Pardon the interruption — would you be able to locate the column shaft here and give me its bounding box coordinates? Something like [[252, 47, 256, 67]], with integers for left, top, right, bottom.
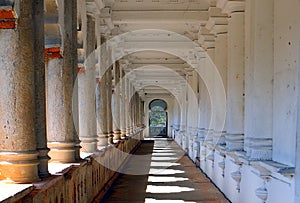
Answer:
[[96, 31, 108, 147], [78, 15, 97, 152], [46, 0, 78, 162], [244, 0, 273, 160], [107, 68, 113, 143], [120, 69, 126, 138], [33, 0, 50, 178], [0, 1, 40, 182], [225, 11, 245, 151], [113, 62, 121, 140]]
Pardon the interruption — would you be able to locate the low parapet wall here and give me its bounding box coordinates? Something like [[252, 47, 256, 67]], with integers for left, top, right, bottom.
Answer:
[[2, 136, 141, 203]]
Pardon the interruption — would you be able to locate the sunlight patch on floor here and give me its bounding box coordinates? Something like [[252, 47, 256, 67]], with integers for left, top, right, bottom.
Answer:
[[153, 150, 177, 153], [147, 176, 188, 183], [152, 153, 178, 156], [150, 162, 180, 167], [146, 185, 195, 194], [149, 168, 185, 175], [145, 198, 196, 203], [151, 156, 179, 161]]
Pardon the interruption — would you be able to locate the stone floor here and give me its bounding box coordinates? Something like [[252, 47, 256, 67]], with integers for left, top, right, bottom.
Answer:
[[100, 137, 230, 203]]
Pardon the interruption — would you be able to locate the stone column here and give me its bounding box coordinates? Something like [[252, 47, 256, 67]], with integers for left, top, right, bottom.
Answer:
[[220, 2, 245, 151], [107, 67, 114, 144], [95, 21, 109, 147], [46, 0, 78, 162], [206, 11, 228, 145], [198, 27, 214, 140], [130, 85, 135, 135], [0, 1, 40, 182], [186, 69, 198, 135], [138, 97, 144, 128], [78, 15, 97, 152], [112, 62, 121, 140], [197, 57, 211, 137], [120, 68, 126, 138], [134, 93, 139, 132], [213, 31, 227, 145], [130, 80, 133, 135], [126, 79, 133, 136], [33, 0, 51, 178], [244, 0, 273, 160]]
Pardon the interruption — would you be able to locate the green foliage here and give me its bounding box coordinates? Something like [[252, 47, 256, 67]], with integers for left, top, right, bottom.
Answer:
[[149, 110, 166, 127]]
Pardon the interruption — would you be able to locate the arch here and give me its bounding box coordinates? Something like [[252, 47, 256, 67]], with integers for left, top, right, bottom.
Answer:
[[149, 99, 168, 111], [148, 99, 168, 137]]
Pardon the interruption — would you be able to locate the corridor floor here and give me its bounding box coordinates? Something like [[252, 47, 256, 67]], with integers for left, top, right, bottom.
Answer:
[[100, 138, 230, 203]]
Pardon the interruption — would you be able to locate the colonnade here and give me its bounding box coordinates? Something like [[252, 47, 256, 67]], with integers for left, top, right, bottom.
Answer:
[[0, 0, 144, 183], [170, 0, 300, 202]]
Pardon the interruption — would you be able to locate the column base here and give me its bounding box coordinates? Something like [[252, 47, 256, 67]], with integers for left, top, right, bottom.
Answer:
[[0, 151, 40, 183], [97, 133, 108, 147], [126, 128, 131, 137], [225, 133, 244, 151], [213, 131, 226, 145], [74, 140, 82, 161], [204, 129, 214, 144], [246, 138, 272, 160], [80, 135, 98, 153], [120, 130, 126, 139], [113, 129, 121, 140], [37, 148, 51, 178], [48, 142, 76, 163], [108, 132, 114, 144]]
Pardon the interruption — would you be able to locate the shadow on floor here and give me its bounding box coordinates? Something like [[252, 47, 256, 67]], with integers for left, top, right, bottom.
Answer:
[[99, 138, 230, 203]]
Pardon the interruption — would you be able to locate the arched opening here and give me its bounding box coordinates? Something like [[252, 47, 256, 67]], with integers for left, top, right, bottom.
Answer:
[[149, 99, 168, 137]]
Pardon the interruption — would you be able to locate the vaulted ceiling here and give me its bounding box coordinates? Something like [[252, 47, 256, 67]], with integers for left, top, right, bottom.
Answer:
[[84, 0, 216, 99]]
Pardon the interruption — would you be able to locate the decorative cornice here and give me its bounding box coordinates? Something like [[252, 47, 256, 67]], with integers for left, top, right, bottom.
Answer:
[[216, 0, 245, 15]]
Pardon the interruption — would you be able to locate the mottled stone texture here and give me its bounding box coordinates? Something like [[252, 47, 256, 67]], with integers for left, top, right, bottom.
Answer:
[[0, 0, 39, 182], [46, 0, 78, 162]]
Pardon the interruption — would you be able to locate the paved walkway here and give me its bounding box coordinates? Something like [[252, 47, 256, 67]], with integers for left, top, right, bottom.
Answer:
[[100, 138, 230, 203]]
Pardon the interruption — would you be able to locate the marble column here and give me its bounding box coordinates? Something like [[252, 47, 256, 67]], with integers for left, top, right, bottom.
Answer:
[[222, 3, 245, 151], [46, 0, 78, 162], [244, 0, 273, 160], [78, 15, 97, 152], [112, 62, 121, 140], [0, 0, 41, 182]]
